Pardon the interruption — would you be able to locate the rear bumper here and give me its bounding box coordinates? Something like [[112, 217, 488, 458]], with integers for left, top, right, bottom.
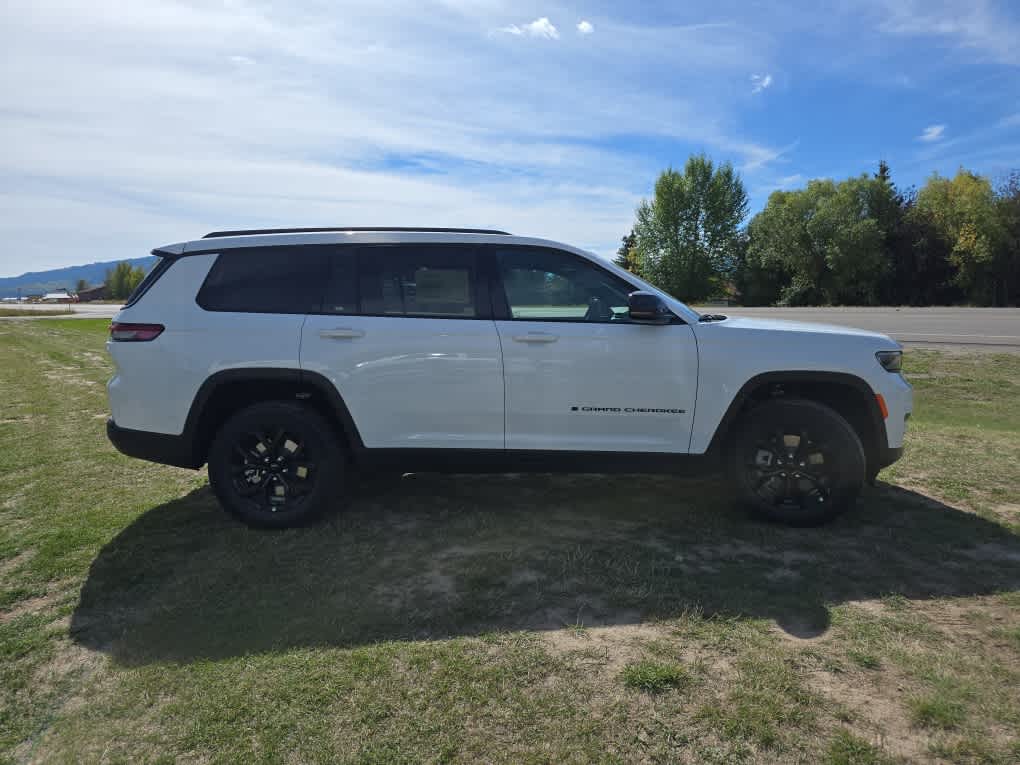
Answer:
[[106, 418, 201, 469]]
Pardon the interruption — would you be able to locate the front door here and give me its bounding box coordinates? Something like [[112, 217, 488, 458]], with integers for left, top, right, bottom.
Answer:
[[490, 246, 698, 453]]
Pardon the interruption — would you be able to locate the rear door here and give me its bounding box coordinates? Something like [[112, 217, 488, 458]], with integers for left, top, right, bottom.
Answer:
[[300, 244, 505, 450], [489, 246, 698, 453]]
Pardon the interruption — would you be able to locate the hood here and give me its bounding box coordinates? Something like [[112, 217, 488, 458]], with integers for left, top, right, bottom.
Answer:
[[701, 315, 900, 348]]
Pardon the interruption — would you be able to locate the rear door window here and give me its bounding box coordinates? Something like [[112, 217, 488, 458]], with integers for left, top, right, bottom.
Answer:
[[197, 247, 328, 314], [320, 249, 359, 315], [356, 245, 481, 318]]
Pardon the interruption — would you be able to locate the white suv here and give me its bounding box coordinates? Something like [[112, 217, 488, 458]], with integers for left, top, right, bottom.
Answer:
[[107, 227, 911, 528]]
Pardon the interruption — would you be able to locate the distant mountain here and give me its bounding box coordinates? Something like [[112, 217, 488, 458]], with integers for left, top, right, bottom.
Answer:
[[0, 256, 157, 298]]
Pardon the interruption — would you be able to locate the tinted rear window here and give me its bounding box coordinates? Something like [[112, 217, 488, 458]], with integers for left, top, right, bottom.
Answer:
[[357, 245, 478, 318], [197, 247, 328, 314], [124, 257, 174, 308]]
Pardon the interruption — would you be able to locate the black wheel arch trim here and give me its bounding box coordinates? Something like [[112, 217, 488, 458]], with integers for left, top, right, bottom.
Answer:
[[706, 370, 889, 461], [184, 367, 366, 459], [108, 367, 366, 469]]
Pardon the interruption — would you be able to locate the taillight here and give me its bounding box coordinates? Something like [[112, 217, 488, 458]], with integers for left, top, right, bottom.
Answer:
[[109, 322, 164, 342]]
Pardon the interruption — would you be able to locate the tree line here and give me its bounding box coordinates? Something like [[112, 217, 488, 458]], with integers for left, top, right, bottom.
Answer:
[[615, 155, 1020, 306], [74, 262, 147, 300]]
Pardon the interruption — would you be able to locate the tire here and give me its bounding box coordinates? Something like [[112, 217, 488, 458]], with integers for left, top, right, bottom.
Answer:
[[207, 401, 345, 528], [728, 398, 866, 526]]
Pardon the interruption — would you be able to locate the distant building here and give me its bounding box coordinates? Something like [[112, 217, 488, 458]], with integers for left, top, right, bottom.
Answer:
[[77, 284, 109, 302], [41, 290, 76, 304]]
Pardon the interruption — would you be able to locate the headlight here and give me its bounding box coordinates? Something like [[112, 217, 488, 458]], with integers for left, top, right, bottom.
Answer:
[[876, 350, 902, 373]]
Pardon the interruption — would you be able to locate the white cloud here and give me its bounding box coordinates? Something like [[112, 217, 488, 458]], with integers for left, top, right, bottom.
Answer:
[[918, 124, 946, 142], [877, 0, 1020, 66], [998, 112, 1020, 128], [500, 17, 560, 39], [577, 20, 594, 35], [0, 0, 785, 274], [750, 73, 773, 93]]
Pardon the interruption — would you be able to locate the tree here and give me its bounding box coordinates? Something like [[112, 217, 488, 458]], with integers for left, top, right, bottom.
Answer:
[[733, 229, 786, 306], [744, 174, 893, 305], [994, 171, 1020, 306], [633, 155, 748, 302], [915, 170, 1003, 304], [885, 187, 960, 305], [105, 262, 147, 300], [612, 230, 641, 273], [75, 278, 89, 294]]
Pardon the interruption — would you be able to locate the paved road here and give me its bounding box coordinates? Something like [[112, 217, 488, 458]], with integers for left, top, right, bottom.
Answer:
[[697, 306, 1020, 349], [0, 303, 123, 318], [5, 303, 1019, 349]]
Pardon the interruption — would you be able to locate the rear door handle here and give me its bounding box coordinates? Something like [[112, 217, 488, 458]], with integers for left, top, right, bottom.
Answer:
[[319, 328, 364, 339], [512, 332, 558, 343]]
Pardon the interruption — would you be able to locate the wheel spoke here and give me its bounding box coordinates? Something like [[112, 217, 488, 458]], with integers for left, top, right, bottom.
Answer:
[[222, 421, 321, 515], [743, 424, 839, 509]]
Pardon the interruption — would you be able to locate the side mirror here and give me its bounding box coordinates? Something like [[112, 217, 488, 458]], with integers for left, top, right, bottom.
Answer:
[[628, 291, 673, 325]]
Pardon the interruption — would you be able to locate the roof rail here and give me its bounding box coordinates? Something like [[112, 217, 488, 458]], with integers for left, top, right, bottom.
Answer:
[[202, 227, 512, 239]]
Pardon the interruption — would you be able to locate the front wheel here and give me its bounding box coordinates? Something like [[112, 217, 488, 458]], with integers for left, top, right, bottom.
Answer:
[[729, 399, 866, 526], [208, 402, 345, 528]]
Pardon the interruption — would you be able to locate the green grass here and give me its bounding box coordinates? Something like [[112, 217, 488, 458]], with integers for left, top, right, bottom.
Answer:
[[908, 695, 967, 730], [826, 730, 894, 765], [0, 307, 74, 317], [1, 320, 1018, 763], [620, 660, 690, 693]]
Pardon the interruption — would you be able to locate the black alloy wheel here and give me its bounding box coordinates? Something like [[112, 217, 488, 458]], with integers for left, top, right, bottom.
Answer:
[[208, 402, 344, 528], [731, 399, 866, 526], [747, 429, 834, 509], [229, 427, 316, 514]]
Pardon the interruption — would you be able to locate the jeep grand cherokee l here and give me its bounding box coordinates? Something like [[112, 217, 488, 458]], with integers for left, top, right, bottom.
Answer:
[[106, 227, 911, 528]]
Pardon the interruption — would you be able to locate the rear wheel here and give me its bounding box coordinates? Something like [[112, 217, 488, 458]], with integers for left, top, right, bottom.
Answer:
[[208, 402, 344, 528], [729, 399, 865, 526]]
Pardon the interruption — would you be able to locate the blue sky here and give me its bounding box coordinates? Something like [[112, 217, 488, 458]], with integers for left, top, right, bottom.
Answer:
[[2, 0, 1019, 276]]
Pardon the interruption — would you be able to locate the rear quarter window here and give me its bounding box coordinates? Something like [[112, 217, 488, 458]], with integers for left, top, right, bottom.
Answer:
[[196, 247, 329, 314], [123, 257, 175, 308]]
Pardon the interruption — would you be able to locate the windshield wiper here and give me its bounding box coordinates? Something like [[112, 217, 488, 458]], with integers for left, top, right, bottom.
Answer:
[[698, 313, 728, 322]]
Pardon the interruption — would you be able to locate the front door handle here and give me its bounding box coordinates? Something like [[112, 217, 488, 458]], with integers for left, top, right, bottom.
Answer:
[[319, 328, 364, 339], [512, 332, 558, 343]]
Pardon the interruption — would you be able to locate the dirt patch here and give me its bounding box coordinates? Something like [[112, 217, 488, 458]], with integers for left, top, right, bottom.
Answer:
[[991, 503, 1020, 525], [544, 622, 670, 675], [0, 549, 36, 580], [16, 642, 112, 764], [807, 670, 928, 762], [0, 590, 65, 624], [0, 414, 37, 424], [43, 371, 96, 387]]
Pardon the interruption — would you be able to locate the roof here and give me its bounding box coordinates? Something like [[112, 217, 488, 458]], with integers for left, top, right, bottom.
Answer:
[[202, 227, 511, 239], [157, 229, 584, 257]]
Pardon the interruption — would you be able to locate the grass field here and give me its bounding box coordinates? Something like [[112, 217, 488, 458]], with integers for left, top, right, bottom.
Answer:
[[1, 319, 1018, 764], [0, 308, 74, 317]]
